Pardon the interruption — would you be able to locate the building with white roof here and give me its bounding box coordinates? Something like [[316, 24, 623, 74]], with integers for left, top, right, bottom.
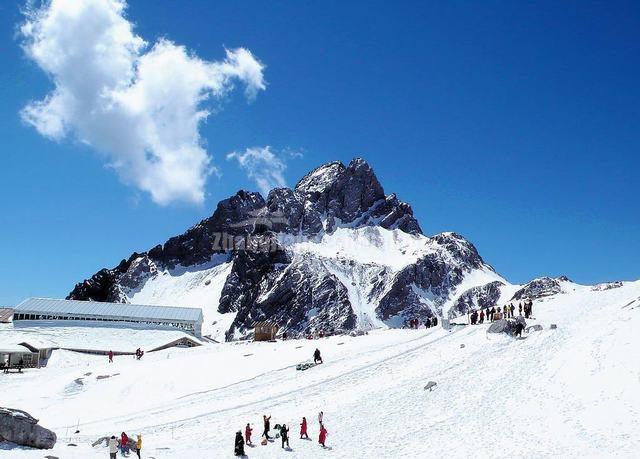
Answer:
[[13, 298, 203, 337]]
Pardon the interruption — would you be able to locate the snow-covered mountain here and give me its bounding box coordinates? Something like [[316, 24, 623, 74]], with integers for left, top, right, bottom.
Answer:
[[67, 158, 591, 341]]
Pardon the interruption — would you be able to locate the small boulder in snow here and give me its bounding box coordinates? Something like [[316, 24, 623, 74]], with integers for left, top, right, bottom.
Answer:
[[526, 324, 543, 333], [424, 381, 438, 392], [0, 407, 56, 449], [550, 324, 557, 329]]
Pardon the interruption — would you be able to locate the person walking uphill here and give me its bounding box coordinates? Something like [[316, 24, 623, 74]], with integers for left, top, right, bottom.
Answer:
[[263, 414, 272, 440], [314, 348, 323, 364], [108, 435, 118, 459], [235, 431, 245, 456], [108, 350, 114, 363], [280, 424, 290, 449], [300, 417, 309, 439]]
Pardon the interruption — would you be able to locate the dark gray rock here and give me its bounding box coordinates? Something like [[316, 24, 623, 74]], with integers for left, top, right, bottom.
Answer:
[[67, 158, 499, 341], [0, 407, 56, 449], [450, 280, 504, 318], [510, 277, 565, 301], [377, 233, 489, 323]]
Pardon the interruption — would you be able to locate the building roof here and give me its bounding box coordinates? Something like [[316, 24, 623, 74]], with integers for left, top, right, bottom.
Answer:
[[15, 298, 203, 323]]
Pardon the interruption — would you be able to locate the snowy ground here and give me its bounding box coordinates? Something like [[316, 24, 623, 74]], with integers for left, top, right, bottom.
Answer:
[[2, 280, 640, 458]]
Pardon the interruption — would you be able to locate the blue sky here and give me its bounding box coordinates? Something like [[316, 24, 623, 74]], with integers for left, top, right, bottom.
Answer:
[[1, 0, 638, 306]]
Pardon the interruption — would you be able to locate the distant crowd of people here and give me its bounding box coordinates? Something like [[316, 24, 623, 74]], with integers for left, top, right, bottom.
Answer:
[[407, 317, 439, 329], [235, 410, 329, 456], [107, 349, 144, 364], [468, 299, 534, 325]]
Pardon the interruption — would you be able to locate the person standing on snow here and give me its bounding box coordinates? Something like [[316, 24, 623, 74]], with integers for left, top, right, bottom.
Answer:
[[280, 424, 290, 449], [314, 349, 323, 364], [319, 423, 328, 448], [108, 435, 118, 459], [300, 417, 309, 439], [108, 350, 114, 363], [245, 423, 252, 445], [432, 317, 438, 327], [235, 431, 245, 456], [490, 307, 496, 322], [479, 310, 485, 324], [318, 411, 324, 426], [120, 432, 130, 456], [262, 414, 272, 440], [135, 435, 142, 459], [514, 321, 525, 338], [510, 304, 516, 318]]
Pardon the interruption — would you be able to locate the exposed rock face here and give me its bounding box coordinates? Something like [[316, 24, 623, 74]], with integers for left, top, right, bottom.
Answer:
[[68, 157, 508, 340], [0, 407, 56, 449], [377, 233, 491, 323], [450, 281, 505, 318], [511, 277, 565, 301]]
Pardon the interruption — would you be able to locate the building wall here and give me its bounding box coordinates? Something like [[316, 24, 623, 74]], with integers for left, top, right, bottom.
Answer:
[[13, 311, 200, 336]]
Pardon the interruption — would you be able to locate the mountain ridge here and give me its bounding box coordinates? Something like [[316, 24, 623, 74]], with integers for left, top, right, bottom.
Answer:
[[67, 158, 592, 340]]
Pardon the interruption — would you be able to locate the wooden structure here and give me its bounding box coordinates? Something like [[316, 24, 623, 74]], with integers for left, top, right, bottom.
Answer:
[[0, 347, 38, 372], [254, 321, 279, 341]]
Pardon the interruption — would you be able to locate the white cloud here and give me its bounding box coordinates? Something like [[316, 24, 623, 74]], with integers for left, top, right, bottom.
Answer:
[[226, 146, 288, 196], [19, 0, 265, 205]]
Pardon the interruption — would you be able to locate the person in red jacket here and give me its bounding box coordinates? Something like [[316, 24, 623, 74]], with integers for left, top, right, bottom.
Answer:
[[245, 423, 252, 445], [300, 417, 308, 439], [319, 423, 328, 447], [120, 432, 130, 454], [108, 350, 114, 363]]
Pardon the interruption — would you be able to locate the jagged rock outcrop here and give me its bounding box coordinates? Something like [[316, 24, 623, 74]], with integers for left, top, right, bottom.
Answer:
[[377, 233, 491, 322], [450, 280, 505, 318], [68, 157, 509, 340], [0, 407, 56, 449], [510, 276, 567, 301]]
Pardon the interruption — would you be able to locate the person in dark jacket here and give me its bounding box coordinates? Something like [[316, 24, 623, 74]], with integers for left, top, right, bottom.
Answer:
[[235, 431, 245, 456], [280, 424, 290, 449], [314, 348, 323, 364], [262, 415, 272, 440], [490, 307, 496, 322], [432, 317, 438, 327], [514, 322, 525, 338]]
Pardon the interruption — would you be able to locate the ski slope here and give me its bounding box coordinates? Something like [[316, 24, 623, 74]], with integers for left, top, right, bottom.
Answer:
[[2, 280, 640, 458]]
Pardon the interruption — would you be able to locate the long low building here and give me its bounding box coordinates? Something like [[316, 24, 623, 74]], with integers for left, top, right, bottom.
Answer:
[[13, 298, 203, 337]]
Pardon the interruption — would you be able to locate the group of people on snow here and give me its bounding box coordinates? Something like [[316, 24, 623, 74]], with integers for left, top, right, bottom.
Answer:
[[468, 299, 534, 325], [407, 317, 439, 329], [107, 432, 142, 458], [235, 411, 329, 456], [106, 348, 145, 363]]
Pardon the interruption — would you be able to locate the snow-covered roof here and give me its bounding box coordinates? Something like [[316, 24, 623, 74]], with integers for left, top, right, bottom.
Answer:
[[15, 298, 203, 324]]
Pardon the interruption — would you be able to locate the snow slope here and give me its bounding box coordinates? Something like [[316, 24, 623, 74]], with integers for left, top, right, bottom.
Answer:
[[2, 280, 640, 458]]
